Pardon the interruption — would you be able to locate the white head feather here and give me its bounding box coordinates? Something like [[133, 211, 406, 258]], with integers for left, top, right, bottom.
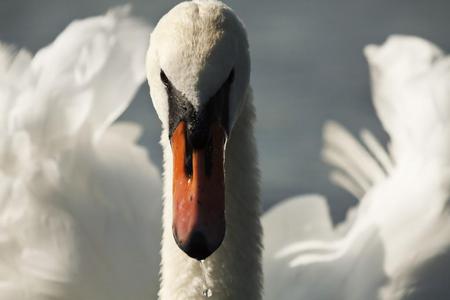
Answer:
[[146, 0, 250, 132]]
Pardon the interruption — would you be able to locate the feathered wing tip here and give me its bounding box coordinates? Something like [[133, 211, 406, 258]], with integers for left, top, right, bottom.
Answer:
[[0, 43, 32, 124], [262, 195, 334, 300], [0, 43, 32, 74], [364, 35, 450, 163], [8, 5, 153, 148], [0, 42, 14, 66], [322, 121, 391, 199], [263, 195, 333, 257]]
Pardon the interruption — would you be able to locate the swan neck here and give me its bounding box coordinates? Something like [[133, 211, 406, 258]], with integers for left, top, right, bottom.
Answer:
[[159, 91, 262, 299]]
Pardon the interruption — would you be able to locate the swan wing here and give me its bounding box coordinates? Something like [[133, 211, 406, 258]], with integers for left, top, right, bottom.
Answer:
[[263, 35, 450, 300], [322, 121, 391, 200], [263, 194, 337, 300], [363, 35, 450, 300], [365, 35, 450, 164], [0, 7, 160, 300], [313, 36, 450, 299]]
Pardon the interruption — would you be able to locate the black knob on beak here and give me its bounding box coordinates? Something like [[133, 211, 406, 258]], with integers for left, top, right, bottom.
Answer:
[[176, 231, 214, 260]]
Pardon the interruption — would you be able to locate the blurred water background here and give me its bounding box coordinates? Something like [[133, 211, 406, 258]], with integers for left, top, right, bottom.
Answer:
[[1, 0, 449, 223]]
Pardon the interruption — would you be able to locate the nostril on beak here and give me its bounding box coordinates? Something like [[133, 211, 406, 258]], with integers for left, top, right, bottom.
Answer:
[[179, 231, 213, 260]]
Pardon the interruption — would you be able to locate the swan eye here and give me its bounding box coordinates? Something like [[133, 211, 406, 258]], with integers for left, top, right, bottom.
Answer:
[[160, 70, 170, 87]]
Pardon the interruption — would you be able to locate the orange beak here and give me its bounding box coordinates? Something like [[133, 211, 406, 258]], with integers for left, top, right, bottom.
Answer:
[[171, 121, 226, 260]]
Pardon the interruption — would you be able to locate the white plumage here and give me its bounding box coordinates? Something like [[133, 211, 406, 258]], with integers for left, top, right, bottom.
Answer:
[[0, 7, 161, 299], [1, 2, 449, 300], [264, 35, 450, 300], [147, 2, 262, 299]]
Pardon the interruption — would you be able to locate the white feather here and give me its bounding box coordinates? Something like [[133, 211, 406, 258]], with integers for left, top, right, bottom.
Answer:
[[147, 2, 262, 299], [4, 3, 449, 300], [322, 121, 387, 196], [0, 7, 161, 300], [263, 35, 450, 300]]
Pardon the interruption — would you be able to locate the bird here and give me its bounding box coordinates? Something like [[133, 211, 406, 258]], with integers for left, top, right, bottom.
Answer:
[[263, 35, 450, 300], [0, 2, 262, 299], [146, 1, 262, 299], [1, 1, 449, 300], [147, 2, 450, 299], [0, 6, 162, 300]]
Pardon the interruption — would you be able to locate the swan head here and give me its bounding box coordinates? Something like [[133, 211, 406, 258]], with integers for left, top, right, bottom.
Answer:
[[146, 0, 250, 260]]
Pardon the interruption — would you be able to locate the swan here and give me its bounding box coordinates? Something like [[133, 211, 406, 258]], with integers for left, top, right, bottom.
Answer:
[[146, 1, 262, 299], [147, 2, 450, 299], [1, 2, 261, 299], [263, 35, 450, 300], [0, 2, 260, 299], [1, 1, 449, 300]]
